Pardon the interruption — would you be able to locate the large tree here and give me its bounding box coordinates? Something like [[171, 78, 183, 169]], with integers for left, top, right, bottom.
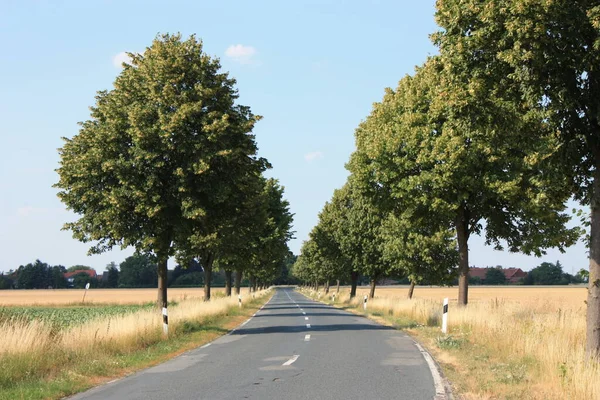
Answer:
[[55, 34, 264, 309], [350, 56, 579, 306], [433, 0, 599, 356]]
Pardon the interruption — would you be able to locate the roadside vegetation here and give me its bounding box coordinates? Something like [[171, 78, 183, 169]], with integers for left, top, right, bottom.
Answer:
[[302, 287, 598, 400], [292, 1, 600, 379], [0, 290, 271, 400]]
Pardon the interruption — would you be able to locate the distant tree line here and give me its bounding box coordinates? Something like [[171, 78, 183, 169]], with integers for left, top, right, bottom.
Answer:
[[1, 252, 300, 290], [467, 262, 587, 286]]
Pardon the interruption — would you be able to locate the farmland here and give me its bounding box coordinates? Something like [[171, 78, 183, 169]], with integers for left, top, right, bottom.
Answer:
[[355, 285, 588, 307], [0, 289, 271, 400], [0, 287, 234, 306], [307, 285, 596, 400]]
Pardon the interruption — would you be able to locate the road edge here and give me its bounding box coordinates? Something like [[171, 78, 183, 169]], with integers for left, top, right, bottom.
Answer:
[[298, 290, 454, 400], [63, 291, 275, 400]]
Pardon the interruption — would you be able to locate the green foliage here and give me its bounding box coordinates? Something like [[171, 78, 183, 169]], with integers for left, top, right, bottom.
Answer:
[[484, 268, 507, 285], [55, 33, 270, 305], [119, 254, 157, 288], [468, 276, 482, 285], [529, 261, 567, 285], [217, 177, 294, 289], [16, 260, 66, 289], [436, 335, 465, 350], [0, 274, 13, 290], [106, 262, 119, 288], [273, 251, 298, 285], [171, 260, 203, 284], [72, 272, 97, 289], [171, 272, 204, 287]]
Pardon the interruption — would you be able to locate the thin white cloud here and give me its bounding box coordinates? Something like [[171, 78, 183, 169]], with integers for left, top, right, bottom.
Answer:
[[304, 151, 324, 163], [112, 51, 132, 69], [225, 44, 258, 65]]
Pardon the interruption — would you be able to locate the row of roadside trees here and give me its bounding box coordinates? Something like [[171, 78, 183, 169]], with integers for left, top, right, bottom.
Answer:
[[293, 1, 600, 357], [54, 34, 294, 310]]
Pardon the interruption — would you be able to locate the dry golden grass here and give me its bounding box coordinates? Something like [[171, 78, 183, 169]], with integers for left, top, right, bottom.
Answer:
[[0, 287, 245, 306], [354, 285, 587, 308], [0, 289, 271, 399], [0, 289, 268, 356], [308, 286, 596, 400]]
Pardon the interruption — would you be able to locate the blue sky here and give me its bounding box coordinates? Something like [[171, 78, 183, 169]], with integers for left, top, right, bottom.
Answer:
[[0, 0, 589, 274]]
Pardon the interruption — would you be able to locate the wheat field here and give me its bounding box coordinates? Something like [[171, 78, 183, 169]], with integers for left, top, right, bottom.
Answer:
[[0, 287, 248, 306], [355, 285, 587, 308]]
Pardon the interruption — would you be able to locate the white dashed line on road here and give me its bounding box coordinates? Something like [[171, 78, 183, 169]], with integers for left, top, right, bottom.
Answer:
[[282, 355, 299, 366], [305, 317, 309, 320], [306, 324, 311, 328], [304, 334, 311, 342]]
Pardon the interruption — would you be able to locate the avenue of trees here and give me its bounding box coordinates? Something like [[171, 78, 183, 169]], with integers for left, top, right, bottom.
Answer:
[[293, 1, 600, 357], [54, 34, 294, 310]]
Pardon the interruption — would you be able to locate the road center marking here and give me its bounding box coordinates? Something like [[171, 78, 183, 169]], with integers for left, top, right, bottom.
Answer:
[[304, 334, 311, 342], [305, 317, 309, 320], [282, 355, 299, 366], [306, 323, 311, 328], [302, 311, 306, 315]]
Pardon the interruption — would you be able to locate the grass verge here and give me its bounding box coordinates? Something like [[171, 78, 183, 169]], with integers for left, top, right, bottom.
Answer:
[[0, 290, 271, 400], [299, 288, 598, 400]]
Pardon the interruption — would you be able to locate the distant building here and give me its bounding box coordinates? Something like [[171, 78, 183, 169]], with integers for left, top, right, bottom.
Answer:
[[469, 267, 527, 284], [64, 269, 97, 286]]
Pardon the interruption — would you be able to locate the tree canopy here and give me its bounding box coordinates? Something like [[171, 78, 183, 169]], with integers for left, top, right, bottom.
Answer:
[[55, 33, 285, 308]]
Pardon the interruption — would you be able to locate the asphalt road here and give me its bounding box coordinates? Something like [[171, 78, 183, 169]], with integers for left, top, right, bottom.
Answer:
[[69, 288, 440, 400]]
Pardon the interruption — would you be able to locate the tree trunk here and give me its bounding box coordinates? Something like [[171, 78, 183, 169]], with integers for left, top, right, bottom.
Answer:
[[587, 149, 600, 358], [350, 271, 358, 298], [369, 278, 377, 299], [225, 270, 232, 297], [336, 279, 340, 293], [408, 280, 416, 299], [456, 204, 470, 306], [325, 280, 330, 294], [234, 270, 242, 295], [249, 276, 256, 292], [157, 254, 168, 309], [203, 254, 214, 301]]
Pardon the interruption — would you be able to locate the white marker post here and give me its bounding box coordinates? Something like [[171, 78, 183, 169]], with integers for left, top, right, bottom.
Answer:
[[363, 295, 368, 310], [238, 294, 242, 308], [332, 293, 336, 302], [442, 298, 448, 334], [162, 307, 169, 336], [81, 282, 91, 303]]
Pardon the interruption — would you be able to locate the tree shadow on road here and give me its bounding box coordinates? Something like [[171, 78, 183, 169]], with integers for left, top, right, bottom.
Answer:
[[232, 323, 393, 335], [252, 313, 350, 318]]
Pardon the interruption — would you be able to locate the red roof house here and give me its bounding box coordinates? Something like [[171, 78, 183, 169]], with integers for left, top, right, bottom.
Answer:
[[64, 269, 97, 284], [469, 267, 527, 284]]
